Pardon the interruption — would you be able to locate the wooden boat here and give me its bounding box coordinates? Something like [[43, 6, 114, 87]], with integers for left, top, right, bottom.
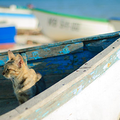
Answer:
[[0, 31, 120, 119], [32, 8, 115, 41], [0, 5, 39, 30]]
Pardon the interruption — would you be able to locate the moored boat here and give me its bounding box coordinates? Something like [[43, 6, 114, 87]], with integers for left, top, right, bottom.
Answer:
[[109, 17, 120, 32], [0, 31, 120, 119], [32, 8, 115, 41], [0, 5, 39, 31]]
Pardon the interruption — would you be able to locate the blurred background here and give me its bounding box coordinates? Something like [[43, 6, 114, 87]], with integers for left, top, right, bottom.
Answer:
[[0, 0, 120, 51], [0, 0, 120, 19]]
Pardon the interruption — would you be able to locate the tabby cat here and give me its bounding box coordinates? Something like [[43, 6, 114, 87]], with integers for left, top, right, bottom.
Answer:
[[2, 50, 46, 104]]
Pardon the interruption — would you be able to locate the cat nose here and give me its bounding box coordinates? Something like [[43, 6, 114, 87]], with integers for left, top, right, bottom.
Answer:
[[2, 72, 5, 75]]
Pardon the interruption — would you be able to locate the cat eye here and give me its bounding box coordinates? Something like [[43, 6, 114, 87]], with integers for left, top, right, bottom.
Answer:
[[6, 69, 9, 72], [6, 68, 16, 72], [9, 68, 16, 72]]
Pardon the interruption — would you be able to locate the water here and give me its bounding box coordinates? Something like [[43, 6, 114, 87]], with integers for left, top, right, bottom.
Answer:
[[0, 0, 120, 19]]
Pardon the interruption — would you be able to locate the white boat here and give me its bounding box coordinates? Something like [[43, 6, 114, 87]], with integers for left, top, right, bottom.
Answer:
[[32, 8, 115, 41], [1, 6, 118, 42], [0, 5, 39, 30], [109, 17, 120, 31]]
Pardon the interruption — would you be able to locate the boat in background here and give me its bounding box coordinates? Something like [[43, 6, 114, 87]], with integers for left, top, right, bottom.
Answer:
[[32, 8, 115, 41], [109, 17, 120, 32], [2, 6, 120, 42], [0, 23, 16, 49], [1, 6, 120, 42], [0, 31, 120, 119], [0, 5, 39, 31], [0, 6, 54, 51]]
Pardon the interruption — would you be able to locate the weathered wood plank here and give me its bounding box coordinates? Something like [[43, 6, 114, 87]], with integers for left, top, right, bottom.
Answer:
[[0, 42, 83, 66], [26, 42, 83, 60], [31, 50, 95, 75], [0, 31, 119, 63], [85, 37, 118, 52]]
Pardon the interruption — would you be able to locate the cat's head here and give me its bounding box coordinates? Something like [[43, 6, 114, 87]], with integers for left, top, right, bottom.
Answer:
[[2, 50, 25, 79]]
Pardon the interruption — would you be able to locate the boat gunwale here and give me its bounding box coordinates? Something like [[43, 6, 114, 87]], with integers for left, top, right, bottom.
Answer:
[[0, 31, 119, 56], [1, 31, 120, 119]]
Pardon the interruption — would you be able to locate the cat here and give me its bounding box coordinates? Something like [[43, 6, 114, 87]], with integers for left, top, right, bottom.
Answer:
[[2, 50, 46, 105]]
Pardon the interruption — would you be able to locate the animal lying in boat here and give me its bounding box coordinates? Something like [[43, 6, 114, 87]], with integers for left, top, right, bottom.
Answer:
[[0, 31, 120, 119]]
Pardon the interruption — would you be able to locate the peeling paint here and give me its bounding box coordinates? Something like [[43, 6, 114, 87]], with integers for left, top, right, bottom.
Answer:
[[59, 45, 70, 54], [103, 63, 111, 70], [107, 63, 111, 67], [80, 80, 83, 82], [20, 119, 28, 120], [0, 60, 5, 66], [42, 111, 49, 118], [57, 103, 60, 106], [117, 50, 120, 59], [73, 85, 84, 95], [92, 74, 100, 80], [90, 71, 94, 75], [44, 48, 50, 51], [32, 51, 42, 60], [36, 108, 41, 112], [88, 80, 91, 83]]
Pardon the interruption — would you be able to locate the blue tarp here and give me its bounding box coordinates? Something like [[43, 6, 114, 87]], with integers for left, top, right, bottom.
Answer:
[[0, 26, 16, 44]]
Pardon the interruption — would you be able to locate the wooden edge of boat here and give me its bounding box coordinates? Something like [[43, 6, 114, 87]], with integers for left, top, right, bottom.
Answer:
[[1, 33, 120, 119]]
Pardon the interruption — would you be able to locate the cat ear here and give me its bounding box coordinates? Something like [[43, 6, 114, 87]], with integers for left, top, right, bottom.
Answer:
[[15, 54, 24, 68], [8, 50, 15, 60]]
